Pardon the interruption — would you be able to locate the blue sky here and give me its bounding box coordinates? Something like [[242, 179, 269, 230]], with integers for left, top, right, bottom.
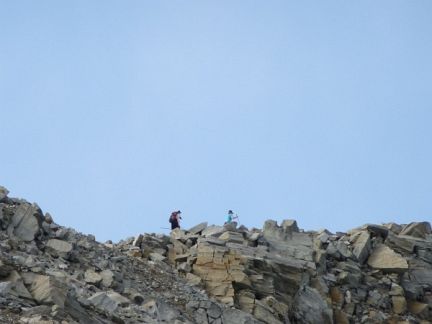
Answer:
[[1, 1, 431, 242]]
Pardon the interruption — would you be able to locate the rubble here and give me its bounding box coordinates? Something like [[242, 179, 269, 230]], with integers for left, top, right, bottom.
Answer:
[[0, 185, 431, 323]]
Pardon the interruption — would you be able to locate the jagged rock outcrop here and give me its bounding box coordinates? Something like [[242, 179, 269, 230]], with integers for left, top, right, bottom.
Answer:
[[0, 185, 431, 323], [0, 187, 255, 323]]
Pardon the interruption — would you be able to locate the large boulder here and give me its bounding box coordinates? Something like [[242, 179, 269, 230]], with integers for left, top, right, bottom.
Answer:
[[367, 244, 408, 273], [8, 203, 43, 242], [290, 286, 333, 324], [351, 231, 371, 264], [45, 239, 73, 258], [21, 273, 67, 308], [400, 222, 431, 239]]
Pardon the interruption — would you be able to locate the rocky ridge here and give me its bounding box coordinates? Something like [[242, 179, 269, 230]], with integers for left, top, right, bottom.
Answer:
[[0, 185, 431, 323]]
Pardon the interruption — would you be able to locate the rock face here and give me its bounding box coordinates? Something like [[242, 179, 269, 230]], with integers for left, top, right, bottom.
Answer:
[[0, 185, 431, 324]]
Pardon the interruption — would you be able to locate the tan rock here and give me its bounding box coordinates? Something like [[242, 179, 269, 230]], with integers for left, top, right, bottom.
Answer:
[[367, 245, 408, 272], [84, 269, 102, 285], [330, 287, 344, 307], [186, 273, 202, 286], [392, 296, 407, 314], [407, 301, 429, 317], [235, 290, 255, 313], [21, 273, 67, 308], [334, 309, 349, 324], [45, 239, 73, 257]]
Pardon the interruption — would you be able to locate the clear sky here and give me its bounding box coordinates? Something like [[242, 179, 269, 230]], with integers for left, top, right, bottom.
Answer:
[[1, 1, 431, 242]]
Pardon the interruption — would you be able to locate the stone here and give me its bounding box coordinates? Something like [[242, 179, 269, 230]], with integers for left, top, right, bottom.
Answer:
[[8, 203, 42, 242], [22, 273, 67, 308], [253, 300, 283, 324], [187, 222, 208, 234], [171, 228, 187, 241], [100, 270, 114, 288], [219, 231, 244, 244], [400, 222, 431, 239], [263, 220, 290, 241], [44, 213, 53, 224], [351, 231, 371, 264], [88, 291, 130, 313], [207, 303, 222, 319], [281, 219, 299, 233], [367, 244, 408, 273], [223, 222, 238, 231], [45, 239, 73, 258], [202, 225, 225, 238], [407, 301, 430, 319], [365, 224, 389, 239], [186, 273, 202, 286], [177, 262, 191, 273], [84, 269, 102, 285], [221, 309, 263, 324], [389, 283, 404, 296], [291, 286, 333, 324], [1, 271, 33, 299], [383, 222, 403, 234], [392, 296, 407, 314], [149, 252, 166, 262], [235, 290, 255, 313]]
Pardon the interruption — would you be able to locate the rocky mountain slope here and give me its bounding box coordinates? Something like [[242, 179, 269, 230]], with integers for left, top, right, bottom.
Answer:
[[0, 185, 431, 323]]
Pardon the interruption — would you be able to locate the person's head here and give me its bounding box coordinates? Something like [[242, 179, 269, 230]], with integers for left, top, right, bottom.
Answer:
[[228, 210, 233, 214]]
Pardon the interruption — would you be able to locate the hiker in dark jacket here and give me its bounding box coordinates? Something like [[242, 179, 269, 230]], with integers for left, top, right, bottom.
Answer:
[[169, 210, 182, 230]]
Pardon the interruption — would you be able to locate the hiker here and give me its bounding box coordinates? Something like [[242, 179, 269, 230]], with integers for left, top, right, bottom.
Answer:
[[169, 210, 182, 230], [225, 210, 238, 224]]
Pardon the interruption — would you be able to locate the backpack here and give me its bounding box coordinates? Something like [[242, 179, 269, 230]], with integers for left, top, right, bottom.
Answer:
[[169, 213, 175, 223]]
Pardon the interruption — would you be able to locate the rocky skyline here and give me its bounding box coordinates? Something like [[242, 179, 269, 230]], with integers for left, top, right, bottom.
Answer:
[[0, 185, 431, 323]]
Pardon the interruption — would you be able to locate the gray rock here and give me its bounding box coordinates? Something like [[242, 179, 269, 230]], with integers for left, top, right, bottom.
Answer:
[[351, 231, 371, 263], [84, 269, 102, 285], [263, 220, 289, 241], [207, 302, 222, 319], [187, 222, 208, 235], [0, 271, 33, 299], [149, 252, 166, 262], [281, 219, 299, 233], [290, 286, 332, 324], [202, 225, 225, 238], [88, 291, 130, 313], [100, 269, 114, 288], [22, 273, 67, 307], [45, 239, 73, 258], [224, 222, 238, 231], [400, 222, 431, 239], [8, 203, 42, 242]]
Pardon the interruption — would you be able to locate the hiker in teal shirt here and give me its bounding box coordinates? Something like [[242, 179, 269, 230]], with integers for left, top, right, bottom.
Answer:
[[226, 210, 238, 224]]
